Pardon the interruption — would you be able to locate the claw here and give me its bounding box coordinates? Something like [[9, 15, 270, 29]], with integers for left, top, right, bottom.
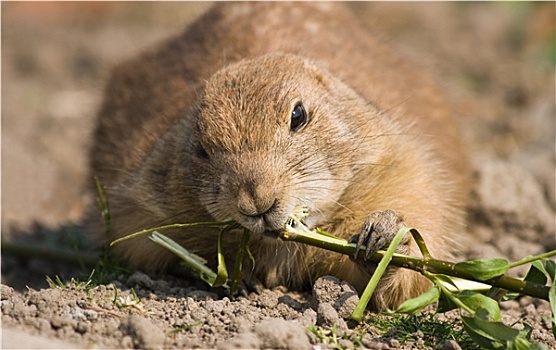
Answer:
[[349, 210, 406, 263]]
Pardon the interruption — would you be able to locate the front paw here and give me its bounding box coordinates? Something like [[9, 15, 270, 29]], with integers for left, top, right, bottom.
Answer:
[[349, 210, 408, 262]]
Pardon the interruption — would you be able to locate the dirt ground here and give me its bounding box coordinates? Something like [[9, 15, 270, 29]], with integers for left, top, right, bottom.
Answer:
[[2, 2, 555, 349]]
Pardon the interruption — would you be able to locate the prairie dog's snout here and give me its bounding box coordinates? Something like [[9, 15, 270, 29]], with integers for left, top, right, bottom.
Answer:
[[201, 150, 289, 234]]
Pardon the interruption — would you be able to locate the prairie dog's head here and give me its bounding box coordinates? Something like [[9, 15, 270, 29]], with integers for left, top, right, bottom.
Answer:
[[187, 53, 377, 235]]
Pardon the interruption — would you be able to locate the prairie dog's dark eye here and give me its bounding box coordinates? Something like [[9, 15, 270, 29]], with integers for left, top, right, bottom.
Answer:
[[197, 142, 210, 159], [290, 102, 307, 132]]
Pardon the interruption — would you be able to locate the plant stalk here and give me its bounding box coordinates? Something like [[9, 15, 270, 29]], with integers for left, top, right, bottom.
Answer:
[[279, 228, 553, 301]]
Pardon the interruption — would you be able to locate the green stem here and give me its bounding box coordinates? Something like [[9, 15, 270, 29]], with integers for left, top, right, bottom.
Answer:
[[279, 228, 552, 301], [111, 221, 238, 246], [351, 227, 411, 321], [230, 229, 250, 295], [508, 251, 556, 269]]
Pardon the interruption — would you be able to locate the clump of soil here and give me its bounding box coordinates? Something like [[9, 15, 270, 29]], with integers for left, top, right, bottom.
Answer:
[[2, 2, 554, 349]]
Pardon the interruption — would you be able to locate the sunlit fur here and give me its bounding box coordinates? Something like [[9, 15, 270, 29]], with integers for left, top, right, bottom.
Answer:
[[87, 2, 470, 310]]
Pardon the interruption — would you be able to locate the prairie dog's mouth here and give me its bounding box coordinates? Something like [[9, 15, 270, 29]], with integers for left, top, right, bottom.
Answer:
[[254, 205, 312, 240], [235, 204, 312, 237]]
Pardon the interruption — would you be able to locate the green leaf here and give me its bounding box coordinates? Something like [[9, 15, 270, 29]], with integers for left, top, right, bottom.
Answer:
[[549, 273, 556, 338], [394, 285, 440, 314], [487, 285, 517, 301], [502, 291, 520, 301], [457, 290, 501, 321], [517, 323, 532, 340], [435, 274, 461, 291], [431, 274, 461, 313], [149, 231, 219, 286], [455, 258, 509, 281], [462, 315, 520, 348], [461, 317, 502, 349], [213, 229, 229, 288], [437, 292, 458, 313], [506, 336, 541, 350], [546, 260, 556, 283], [506, 325, 550, 350], [409, 228, 430, 259], [524, 261, 548, 285], [486, 287, 505, 300]]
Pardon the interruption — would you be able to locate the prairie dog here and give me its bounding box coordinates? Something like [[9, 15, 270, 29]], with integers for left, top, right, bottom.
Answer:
[[88, 2, 469, 310]]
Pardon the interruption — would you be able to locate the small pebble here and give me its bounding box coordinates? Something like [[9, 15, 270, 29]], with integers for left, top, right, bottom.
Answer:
[[254, 318, 310, 349], [121, 314, 165, 350], [316, 303, 339, 326]]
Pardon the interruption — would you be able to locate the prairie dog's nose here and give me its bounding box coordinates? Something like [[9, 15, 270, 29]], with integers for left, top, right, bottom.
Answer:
[[237, 186, 277, 218]]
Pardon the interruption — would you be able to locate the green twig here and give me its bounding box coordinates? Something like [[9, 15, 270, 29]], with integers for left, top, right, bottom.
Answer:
[[230, 229, 250, 295], [279, 226, 553, 301], [351, 227, 410, 321], [509, 251, 556, 269], [110, 221, 238, 246]]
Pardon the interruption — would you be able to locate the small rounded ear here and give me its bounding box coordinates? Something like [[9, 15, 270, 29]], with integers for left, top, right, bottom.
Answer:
[[300, 57, 333, 88]]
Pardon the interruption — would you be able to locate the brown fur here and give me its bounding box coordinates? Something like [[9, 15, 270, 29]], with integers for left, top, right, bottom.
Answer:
[[87, 2, 470, 310]]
